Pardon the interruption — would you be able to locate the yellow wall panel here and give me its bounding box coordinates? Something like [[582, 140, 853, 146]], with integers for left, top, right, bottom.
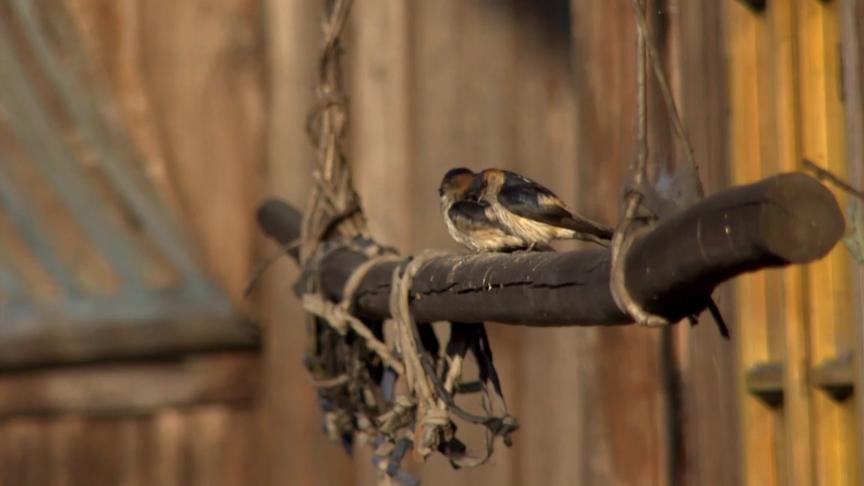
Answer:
[[797, 1, 857, 485], [728, 3, 779, 485], [729, 0, 858, 484]]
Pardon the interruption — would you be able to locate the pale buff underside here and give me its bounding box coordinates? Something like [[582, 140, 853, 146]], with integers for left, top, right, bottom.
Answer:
[[491, 202, 575, 244]]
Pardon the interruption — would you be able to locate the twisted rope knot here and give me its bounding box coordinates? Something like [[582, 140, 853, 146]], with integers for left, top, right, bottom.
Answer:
[[421, 406, 450, 427]]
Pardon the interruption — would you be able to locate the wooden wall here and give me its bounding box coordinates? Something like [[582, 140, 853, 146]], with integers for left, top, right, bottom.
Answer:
[[0, 1, 741, 485]]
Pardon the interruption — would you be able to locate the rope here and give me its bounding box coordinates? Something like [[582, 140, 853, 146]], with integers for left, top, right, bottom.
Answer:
[[294, 1, 516, 480], [388, 251, 450, 458], [303, 251, 405, 374], [610, 0, 703, 327], [609, 210, 669, 327]]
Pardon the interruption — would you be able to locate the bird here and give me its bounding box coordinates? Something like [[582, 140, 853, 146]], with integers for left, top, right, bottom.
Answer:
[[469, 168, 614, 248], [438, 168, 527, 252]]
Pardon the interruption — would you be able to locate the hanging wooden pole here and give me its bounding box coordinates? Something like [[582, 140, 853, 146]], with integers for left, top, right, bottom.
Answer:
[[258, 172, 844, 327]]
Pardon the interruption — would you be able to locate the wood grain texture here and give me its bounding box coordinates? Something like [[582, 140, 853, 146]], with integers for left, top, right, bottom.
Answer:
[[840, 0, 864, 480], [727, 3, 782, 485], [410, 2, 520, 484], [0, 352, 259, 417], [260, 1, 355, 485], [765, 3, 813, 486], [68, 0, 266, 303], [673, 1, 740, 484], [797, 2, 857, 485], [570, 2, 669, 485], [350, 0, 413, 250], [0, 406, 261, 486]]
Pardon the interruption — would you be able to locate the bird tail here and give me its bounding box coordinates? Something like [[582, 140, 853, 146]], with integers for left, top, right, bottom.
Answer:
[[557, 215, 614, 246]]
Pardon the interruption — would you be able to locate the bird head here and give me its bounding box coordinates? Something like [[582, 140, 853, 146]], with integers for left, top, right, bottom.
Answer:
[[438, 167, 476, 206]]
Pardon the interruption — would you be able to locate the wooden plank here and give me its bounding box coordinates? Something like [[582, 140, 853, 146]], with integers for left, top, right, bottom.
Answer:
[[839, 0, 864, 479], [673, 1, 740, 484], [797, 1, 858, 485], [410, 2, 520, 484], [261, 1, 356, 485], [93, 0, 265, 302], [152, 408, 185, 486], [350, 0, 413, 250], [569, 1, 669, 485], [220, 406, 260, 486], [186, 406, 230, 486], [61, 416, 145, 486], [760, 3, 814, 486], [727, 2, 780, 485], [0, 418, 54, 486], [62, 0, 181, 213], [0, 352, 259, 417]]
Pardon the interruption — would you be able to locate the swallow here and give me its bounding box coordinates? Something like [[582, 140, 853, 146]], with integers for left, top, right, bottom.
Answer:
[[438, 168, 527, 252], [469, 168, 614, 248]]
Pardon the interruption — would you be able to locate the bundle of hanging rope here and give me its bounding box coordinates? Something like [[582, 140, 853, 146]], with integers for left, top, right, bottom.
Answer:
[[294, 1, 517, 484]]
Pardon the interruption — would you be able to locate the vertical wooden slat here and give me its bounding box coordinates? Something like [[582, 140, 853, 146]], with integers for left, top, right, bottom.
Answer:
[[839, 0, 864, 480], [262, 1, 355, 486], [574, 1, 676, 485], [186, 406, 228, 486], [130, 0, 264, 301], [220, 407, 259, 486], [411, 2, 520, 485], [727, 2, 780, 485], [46, 416, 85, 486], [674, 1, 739, 484], [350, 0, 413, 249], [519, 2, 614, 485], [797, 1, 857, 485], [766, 3, 812, 485], [731, 1, 860, 485], [153, 408, 185, 486], [62, 0, 180, 212], [0, 419, 52, 486]]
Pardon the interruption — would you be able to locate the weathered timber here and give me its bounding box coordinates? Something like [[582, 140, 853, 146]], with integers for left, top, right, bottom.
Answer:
[[0, 352, 259, 417], [257, 172, 843, 326]]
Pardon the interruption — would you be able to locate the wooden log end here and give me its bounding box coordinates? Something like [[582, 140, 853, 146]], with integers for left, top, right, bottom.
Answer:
[[256, 198, 303, 246], [758, 172, 845, 263]]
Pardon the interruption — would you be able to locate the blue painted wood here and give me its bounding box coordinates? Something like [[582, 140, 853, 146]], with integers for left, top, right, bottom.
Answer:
[[0, 163, 80, 294], [0, 27, 147, 289], [14, 1, 207, 281], [0, 245, 27, 302], [0, 5, 239, 365]]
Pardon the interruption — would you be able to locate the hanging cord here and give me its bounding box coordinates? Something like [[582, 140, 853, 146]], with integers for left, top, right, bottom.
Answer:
[[610, 0, 669, 327], [303, 252, 406, 374], [388, 251, 452, 459], [387, 251, 517, 467], [301, 0, 368, 266], [611, 0, 706, 326], [291, 2, 517, 482]]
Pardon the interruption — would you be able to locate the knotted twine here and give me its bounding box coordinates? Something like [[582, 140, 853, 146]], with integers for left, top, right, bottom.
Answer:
[[300, 244, 516, 483]]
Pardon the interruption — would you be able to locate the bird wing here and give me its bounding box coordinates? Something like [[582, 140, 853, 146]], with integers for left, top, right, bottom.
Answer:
[[497, 172, 614, 239], [496, 172, 574, 225], [448, 200, 509, 233]]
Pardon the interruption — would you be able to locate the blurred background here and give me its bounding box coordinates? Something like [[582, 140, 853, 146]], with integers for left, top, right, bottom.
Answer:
[[0, 0, 862, 485]]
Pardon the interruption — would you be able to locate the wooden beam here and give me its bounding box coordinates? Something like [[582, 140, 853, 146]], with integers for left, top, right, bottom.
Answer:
[[0, 352, 259, 417], [258, 172, 844, 327], [0, 305, 256, 369]]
